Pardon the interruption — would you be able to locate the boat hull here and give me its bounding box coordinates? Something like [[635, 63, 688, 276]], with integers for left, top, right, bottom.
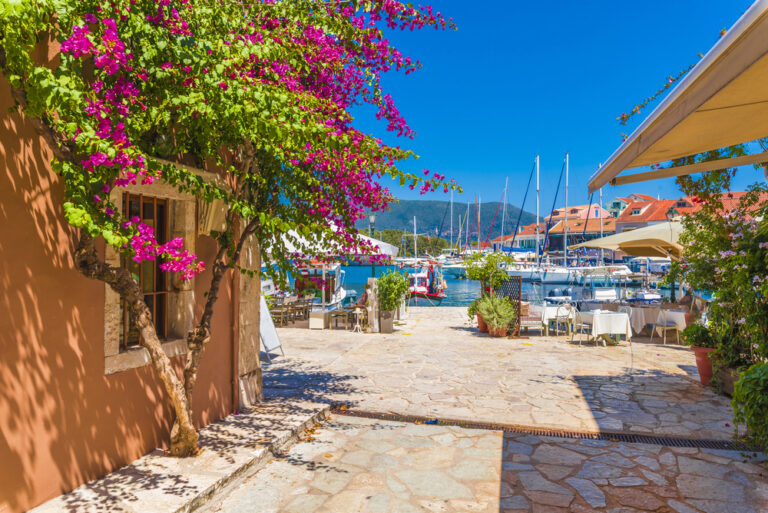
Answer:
[[408, 292, 446, 304]]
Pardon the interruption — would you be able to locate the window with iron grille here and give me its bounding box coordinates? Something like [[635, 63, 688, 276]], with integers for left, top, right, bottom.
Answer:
[[120, 194, 169, 349]]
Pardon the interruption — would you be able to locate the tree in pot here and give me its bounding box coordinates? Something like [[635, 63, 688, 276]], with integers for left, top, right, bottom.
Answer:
[[681, 324, 718, 386], [377, 271, 409, 334], [465, 253, 511, 332], [477, 295, 516, 338]]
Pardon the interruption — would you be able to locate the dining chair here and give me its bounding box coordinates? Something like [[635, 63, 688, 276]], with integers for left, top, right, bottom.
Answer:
[[553, 302, 573, 336], [571, 310, 594, 346], [649, 309, 681, 345]]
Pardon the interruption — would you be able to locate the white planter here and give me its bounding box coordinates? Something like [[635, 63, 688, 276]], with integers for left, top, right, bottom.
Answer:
[[379, 309, 395, 333]]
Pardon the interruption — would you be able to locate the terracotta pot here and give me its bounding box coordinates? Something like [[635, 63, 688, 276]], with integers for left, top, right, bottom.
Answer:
[[692, 346, 716, 386], [488, 325, 507, 338], [717, 366, 741, 396], [477, 313, 488, 333]]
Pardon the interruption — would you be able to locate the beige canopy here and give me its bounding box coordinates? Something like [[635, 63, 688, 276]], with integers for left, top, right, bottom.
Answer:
[[570, 222, 683, 259], [589, 0, 768, 193]]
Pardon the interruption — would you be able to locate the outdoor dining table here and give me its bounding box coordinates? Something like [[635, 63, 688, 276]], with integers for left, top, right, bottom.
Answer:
[[629, 305, 661, 334], [579, 310, 632, 344], [541, 305, 575, 336], [658, 309, 687, 330]]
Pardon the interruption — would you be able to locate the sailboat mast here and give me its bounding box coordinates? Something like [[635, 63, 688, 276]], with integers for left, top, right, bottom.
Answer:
[[500, 177, 508, 253], [413, 216, 417, 258], [599, 169, 604, 266], [450, 189, 454, 251], [477, 195, 481, 251], [535, 155, 540, 262], [563, 153, 569, 266], [464, 202, 471, 252]]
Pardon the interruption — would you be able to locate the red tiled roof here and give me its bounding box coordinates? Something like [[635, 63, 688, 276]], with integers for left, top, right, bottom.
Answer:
[[617, 199, 681, 223], [547, 204, 610, 220], [492, 222, 547, 242], [546, 218, 616, 234], [617, 192, 764, 224]]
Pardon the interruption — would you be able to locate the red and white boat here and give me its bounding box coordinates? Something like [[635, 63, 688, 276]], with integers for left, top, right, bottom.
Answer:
[[408, 262, 447, 304]]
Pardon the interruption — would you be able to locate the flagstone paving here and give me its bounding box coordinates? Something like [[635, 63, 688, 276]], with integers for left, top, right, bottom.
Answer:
[[266, 307, 739, 440], [205, 415, 768, 513]]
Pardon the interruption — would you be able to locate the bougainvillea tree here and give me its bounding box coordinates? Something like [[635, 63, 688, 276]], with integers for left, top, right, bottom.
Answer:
[[0, 0, 457, 455]]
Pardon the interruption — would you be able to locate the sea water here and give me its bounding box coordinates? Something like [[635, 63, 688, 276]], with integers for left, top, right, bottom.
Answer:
[[341, 265, 671, 307]]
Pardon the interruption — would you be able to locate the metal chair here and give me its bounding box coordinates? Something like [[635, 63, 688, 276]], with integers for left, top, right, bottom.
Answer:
[[649, 309, 681, 345], [553, 302, 574, 336], [571, 310, 594, 346]]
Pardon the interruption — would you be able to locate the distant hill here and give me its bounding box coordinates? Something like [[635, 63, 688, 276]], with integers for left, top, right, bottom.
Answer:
[[357, 199, 536, 242]]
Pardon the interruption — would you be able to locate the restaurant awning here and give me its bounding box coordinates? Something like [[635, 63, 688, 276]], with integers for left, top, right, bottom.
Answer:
[[588, 0, 768, 193], [570, 222, 684, 259]]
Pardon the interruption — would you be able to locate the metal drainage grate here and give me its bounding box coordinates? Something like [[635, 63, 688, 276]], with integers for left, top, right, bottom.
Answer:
[[330, 406, 756, 452]]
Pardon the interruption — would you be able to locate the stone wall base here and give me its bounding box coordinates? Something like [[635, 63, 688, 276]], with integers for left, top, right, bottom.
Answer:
[[239, 369, 263, 408]]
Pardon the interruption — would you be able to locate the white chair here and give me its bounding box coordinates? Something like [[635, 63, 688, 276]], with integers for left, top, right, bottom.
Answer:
[[649, 309, 681, 345], [571, 310, 594, 346], [553, 302, 573, 336], [618, 306, 633, 342]]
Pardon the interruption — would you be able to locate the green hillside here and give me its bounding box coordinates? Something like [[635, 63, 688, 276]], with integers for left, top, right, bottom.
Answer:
[[357, 199, 536, 243]]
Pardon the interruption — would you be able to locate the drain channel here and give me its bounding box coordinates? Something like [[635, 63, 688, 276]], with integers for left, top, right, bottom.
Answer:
[[330, 406, 756, 452]]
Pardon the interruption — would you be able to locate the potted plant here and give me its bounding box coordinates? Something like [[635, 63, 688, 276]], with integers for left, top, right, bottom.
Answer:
[[682, 324, 718, 386], [732, 362, 768, 450], [377, 271, 409, 334], [465, 253, 511, 333], [468, 298, 487, 332], [477, 295, 516, 338]]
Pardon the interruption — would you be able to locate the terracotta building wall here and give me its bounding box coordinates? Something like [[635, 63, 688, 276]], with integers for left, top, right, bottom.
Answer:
[[0, 78, 234, 513]]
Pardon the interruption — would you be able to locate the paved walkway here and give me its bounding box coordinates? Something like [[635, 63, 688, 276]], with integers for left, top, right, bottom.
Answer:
[[266, 308, 737, 440], [205, 415, 768, 513], [29, 401, 328, 513]]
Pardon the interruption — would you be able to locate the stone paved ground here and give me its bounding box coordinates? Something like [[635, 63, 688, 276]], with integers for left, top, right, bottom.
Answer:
[[205, 415, 768, 513], [266, 308, 738, 440]]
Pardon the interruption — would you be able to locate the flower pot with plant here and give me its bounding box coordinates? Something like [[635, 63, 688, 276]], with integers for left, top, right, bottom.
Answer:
[[468, 298, 487, 332], [682, 324, 718, 386], [477, 295, 516, 338], [376, 271, 409, 334]]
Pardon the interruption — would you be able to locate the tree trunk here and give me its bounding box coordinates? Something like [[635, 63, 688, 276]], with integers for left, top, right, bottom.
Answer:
[[74, 233, 199, 456]]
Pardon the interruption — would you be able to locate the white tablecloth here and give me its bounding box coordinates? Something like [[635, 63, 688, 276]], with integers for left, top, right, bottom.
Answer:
[[581, 310, 632, 340], [657, 309, 687, 330], [629, 306, 661, 334], [542, 305, 574, 322]]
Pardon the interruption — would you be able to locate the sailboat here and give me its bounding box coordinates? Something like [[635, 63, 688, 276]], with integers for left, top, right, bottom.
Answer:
[[539, 153, 578, 284], [505, 156, 543, 282]]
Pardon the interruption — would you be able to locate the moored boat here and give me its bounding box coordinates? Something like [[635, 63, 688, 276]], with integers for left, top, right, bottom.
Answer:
[[408, 262, 447, 304]]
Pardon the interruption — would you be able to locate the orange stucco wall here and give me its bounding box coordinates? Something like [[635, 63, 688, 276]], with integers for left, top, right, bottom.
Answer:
[[0, 77, 235, 513]]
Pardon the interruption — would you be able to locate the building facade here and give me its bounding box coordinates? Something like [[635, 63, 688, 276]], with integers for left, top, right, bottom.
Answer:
[[1, 77, 263, 512]]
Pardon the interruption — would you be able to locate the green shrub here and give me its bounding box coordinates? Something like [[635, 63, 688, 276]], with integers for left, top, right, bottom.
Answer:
[[476, 294, 516, 330], [377, 270, 409, 311], [464, 252, 512, 294], [681, 323, 717, 348], [467, 298, 480, 320], [732, 362, 768, 450]]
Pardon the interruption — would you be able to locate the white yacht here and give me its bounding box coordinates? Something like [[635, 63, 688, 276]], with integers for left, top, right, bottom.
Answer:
[[539, 265, 576, 284], [506, 260, 541, 282]]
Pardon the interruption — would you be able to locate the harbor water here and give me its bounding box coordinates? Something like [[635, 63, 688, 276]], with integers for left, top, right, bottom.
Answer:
[[341, 265, 671, 307]]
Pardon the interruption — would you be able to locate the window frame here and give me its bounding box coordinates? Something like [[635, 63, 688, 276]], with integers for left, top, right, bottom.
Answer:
[[120, 193, 170, 350]]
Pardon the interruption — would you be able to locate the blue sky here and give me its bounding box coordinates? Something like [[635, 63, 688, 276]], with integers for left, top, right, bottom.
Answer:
[[354, 0, 764, 214]]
